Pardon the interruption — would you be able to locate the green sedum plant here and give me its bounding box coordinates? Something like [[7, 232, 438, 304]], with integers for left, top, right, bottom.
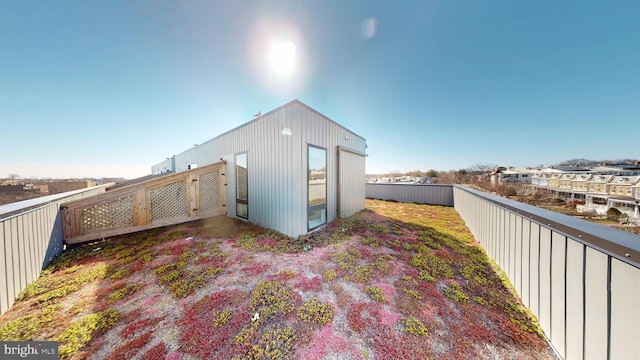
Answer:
[[57, 309, 120, 358], [297, 297, 333, 326]]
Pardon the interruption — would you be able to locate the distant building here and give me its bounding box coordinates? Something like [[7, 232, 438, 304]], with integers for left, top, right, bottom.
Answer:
[[0, 184, 43, 205], [490, 167, 537, 185], [526, 168, 640, 220], [48, 180, 93, 195]]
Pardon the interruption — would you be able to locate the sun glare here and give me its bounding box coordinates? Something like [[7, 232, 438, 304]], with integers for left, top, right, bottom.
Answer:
[[269, 41, 296, 76]]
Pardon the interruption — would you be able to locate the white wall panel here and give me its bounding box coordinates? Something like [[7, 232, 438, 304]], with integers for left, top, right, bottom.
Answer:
[[0, 222, 7, 314], [509, 212, 517, 282], [521, 219, 531, 308], [482, 202, 489, 256], [550, 232, 566, 358], [496, 208, 504, 269], [529, 223, 541, 317], [501, 209, 508, 270], [25, 212, 36, 281], [490, 205, 498, 260], [584, 247, 608, 360], [565, 239, 584, 360], [515, 216, 523, 296], [7, 218, 17, 307], [339, 150, 366, 218], [610, 259, 640, 360], [539, 227, 552, 337]]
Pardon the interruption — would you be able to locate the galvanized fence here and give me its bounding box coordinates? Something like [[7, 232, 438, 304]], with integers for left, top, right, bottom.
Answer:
[[365, 183, 454, 206], [62, 161, 226, 245], [453, 186, 640, 360], [0, 184, 113, 314], [366, 183, 640, 359]]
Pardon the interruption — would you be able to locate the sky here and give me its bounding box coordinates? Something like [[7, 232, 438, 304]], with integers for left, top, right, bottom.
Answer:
[[1, 1, 639, 179]]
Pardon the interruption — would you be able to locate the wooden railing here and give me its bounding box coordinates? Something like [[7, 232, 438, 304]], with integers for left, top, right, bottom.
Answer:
[[62, 161, 226, 244]]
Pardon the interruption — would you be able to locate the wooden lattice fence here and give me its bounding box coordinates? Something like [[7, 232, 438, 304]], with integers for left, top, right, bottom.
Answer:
[[62, 162, 226, 244]]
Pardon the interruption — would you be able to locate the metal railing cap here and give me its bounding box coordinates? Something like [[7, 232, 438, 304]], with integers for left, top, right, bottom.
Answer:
[[0, 183, 115, 221], [454, 185, 640, 268]]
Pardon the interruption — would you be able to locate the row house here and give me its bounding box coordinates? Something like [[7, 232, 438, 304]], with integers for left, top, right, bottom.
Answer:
[[530, 173, 548, 187], [558, 174, 575, 190], [547, 174, 562, 189], [602, 176, 640, 219], [587, 175, 614, 195], [530, 170, 563, 187], [570, 174, 592, 192], [608, 176, 640, 198], [531, 169, 639, 220]]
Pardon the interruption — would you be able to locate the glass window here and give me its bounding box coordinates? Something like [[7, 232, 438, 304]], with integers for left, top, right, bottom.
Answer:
[[308, 209, 326, 229], [236, 153, 248, 219], [308, 145, 327, 230]]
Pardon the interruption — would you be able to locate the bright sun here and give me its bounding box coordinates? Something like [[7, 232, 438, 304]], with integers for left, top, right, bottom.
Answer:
[[269, 41, 296, 77]]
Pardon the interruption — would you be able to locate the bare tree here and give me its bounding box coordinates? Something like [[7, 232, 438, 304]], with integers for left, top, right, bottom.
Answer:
[[9, 173, 20, 180], [467, 164, 497, 173]]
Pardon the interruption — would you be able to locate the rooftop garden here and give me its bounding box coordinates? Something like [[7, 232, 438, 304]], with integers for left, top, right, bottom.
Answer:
[[0, 199, 555, 359]]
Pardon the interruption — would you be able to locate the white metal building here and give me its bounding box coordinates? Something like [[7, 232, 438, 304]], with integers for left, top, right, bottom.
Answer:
[[151, 100, 367, 237]]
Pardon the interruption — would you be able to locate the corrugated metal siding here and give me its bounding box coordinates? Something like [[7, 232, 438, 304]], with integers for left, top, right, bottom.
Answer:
[[365, 184, 454, 206], [0, 185, 111, 315], [152, 101, 366, 237], [610, 259, 640, 358], [151, 158, 173, 175], [453, 186, 640, 360], [339, 149, 366, 218]]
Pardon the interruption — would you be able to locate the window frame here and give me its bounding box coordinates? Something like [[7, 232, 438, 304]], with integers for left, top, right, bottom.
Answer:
[[235, 152, 248, 219], [307, 144, 327, 231]]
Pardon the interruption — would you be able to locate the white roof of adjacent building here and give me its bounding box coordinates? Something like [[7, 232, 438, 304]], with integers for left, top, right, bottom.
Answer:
[[611, 176, 640, 185], [591, 174, 614, 182], [589, 166, 636, 173], [572, 174, 593, 181]]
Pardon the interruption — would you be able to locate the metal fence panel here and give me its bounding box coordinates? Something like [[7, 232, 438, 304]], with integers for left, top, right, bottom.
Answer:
[[551, 232, 567, 358], [499, 208, 507, 270], [0, 184, 112, 315], [610, 258, 640, 360], [529, 223, 541, 317], [452, 186, 640, 360], [584, 247, 608, 360], [521, 219, 532, 308], [509, 212, 517, 284], [539, 227, 552, 338], [366, 184, 454, 206], [25, 212, 36, 283], [515, 216, 523, 296], [7, 218, 18, 309], [565, 239, 584, 360], [0, 221, 7, 313], [493, 207, 500, 266]]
